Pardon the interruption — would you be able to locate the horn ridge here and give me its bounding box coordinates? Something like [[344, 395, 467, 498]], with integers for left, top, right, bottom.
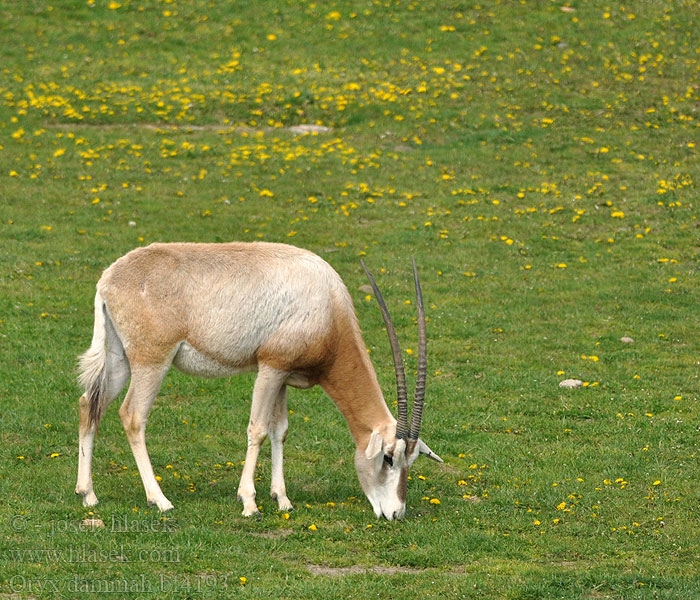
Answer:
[[408, 257, 427, 441], [361, 260, 409, 440]]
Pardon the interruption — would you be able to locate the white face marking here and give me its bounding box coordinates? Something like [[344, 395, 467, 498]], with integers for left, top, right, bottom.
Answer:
[[355, 433, 423, 520]]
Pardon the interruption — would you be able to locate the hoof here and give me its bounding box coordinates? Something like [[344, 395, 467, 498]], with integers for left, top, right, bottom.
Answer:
[[278, 499, 294, 512], [78, 491, 99, 507], [148, 497, 175, 512], [271, 491, 293, 512]]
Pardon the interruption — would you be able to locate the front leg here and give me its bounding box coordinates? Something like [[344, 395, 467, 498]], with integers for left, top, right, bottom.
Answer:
[[237, 366, 287, 517], [269, 385, 293, 512]]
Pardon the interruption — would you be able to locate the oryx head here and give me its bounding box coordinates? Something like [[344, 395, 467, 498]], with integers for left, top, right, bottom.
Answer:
[[355, 259, 442, 520]]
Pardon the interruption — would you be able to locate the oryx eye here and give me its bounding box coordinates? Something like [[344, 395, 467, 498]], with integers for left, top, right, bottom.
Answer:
[[383, 454, 394, 467]]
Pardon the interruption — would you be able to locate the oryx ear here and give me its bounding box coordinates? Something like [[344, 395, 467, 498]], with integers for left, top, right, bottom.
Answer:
[[364, 430, 385, 460], [418, 439, 443, 463]]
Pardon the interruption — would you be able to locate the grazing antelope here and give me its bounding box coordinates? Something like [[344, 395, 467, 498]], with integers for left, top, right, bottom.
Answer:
[[76, 242, 441, 520]]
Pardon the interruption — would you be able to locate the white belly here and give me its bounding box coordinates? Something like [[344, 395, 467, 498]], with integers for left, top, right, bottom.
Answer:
[[172, 341, 256, 378]]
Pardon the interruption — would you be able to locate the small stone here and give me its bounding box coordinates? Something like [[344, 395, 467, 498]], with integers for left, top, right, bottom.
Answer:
[[81, 518, 105, 529], [358, 284, 373, 294], [559, 379, 584, 389], [620, 337, 634, 344]]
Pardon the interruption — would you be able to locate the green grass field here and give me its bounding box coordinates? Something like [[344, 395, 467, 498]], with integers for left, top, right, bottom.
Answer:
[[1, 0, 699, 598]]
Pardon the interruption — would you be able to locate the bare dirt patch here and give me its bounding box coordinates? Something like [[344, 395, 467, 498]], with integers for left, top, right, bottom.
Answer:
[[307, 564, 424, 577], [249, 528, 294, 539], [44, 122, 332, 136]]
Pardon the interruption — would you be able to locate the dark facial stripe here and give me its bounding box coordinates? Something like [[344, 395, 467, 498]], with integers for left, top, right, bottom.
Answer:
[[397, 467, 408, 503]]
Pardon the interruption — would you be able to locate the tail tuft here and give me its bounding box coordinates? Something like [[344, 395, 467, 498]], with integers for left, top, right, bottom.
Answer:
[[78, 292, 108, 426], [79, 347, 106, 426]]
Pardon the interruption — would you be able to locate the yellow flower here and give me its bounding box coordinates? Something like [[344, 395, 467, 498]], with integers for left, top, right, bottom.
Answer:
[[308, 524, 318, 531]]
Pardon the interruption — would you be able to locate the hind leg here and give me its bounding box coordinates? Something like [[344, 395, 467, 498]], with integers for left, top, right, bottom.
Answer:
[[119, 365, 173, 511], [76, 394, 101, 507], [269, 385, 293, 512], [76, 352, 130, 507]]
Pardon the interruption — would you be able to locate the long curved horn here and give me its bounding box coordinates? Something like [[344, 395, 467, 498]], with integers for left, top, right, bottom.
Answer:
[[408, 258, 427, 441], [361, 260, 409, 440]]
